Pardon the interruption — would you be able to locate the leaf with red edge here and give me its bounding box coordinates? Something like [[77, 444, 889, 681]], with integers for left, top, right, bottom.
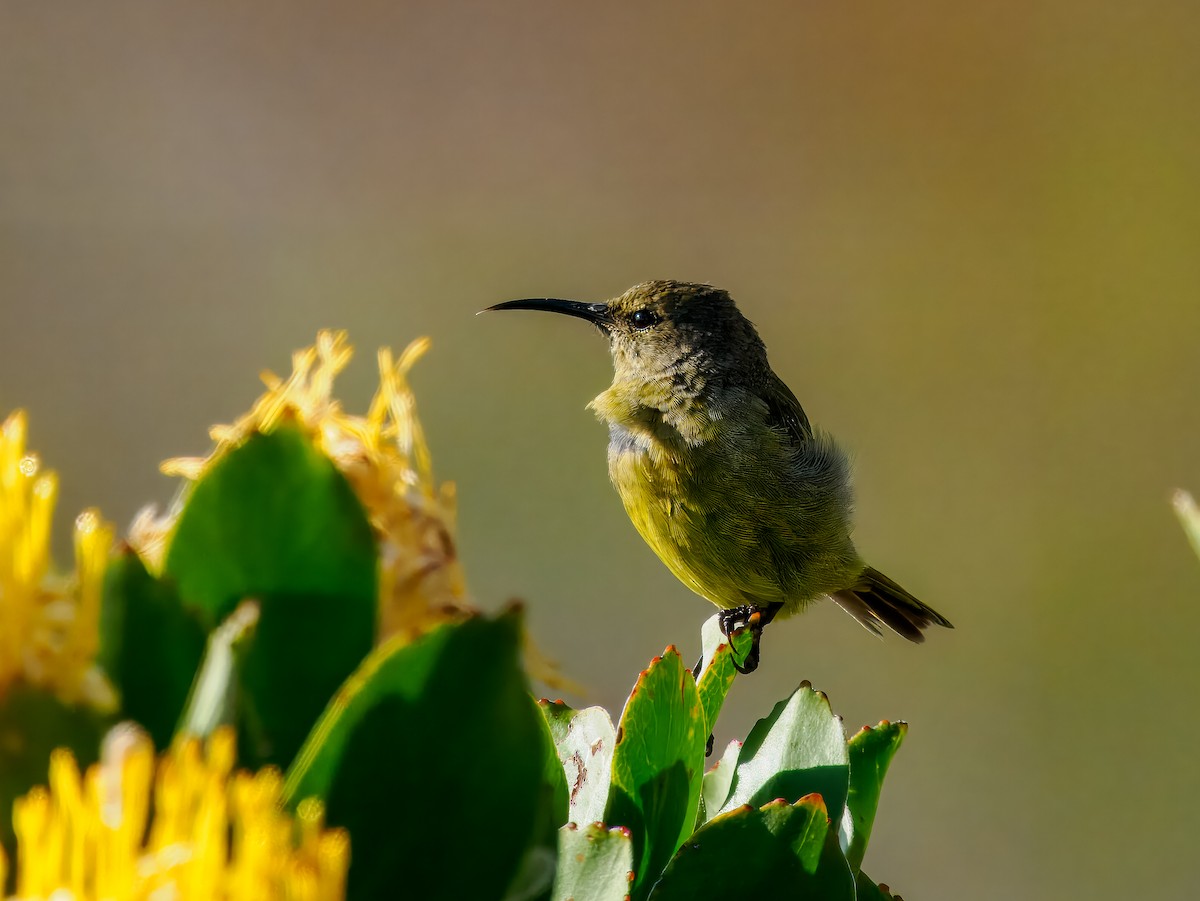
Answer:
[[553, 823, 635, 901], [841, 720, 907, 870], [604, 647, 706, 901], [721, 681, 849, 824], [540, 701, 617, 828], [648, 793, 854, 900]]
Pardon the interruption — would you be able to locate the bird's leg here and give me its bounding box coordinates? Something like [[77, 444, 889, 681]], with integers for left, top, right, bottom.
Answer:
[[721, 602, 785, 675], [757, 602, 785, 627]]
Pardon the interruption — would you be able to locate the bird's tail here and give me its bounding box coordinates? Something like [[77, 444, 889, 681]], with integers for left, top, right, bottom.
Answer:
[[831, 567, 953, 643]]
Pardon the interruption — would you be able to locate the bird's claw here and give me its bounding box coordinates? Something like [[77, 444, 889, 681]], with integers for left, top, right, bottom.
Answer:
[[719, 603, 783, 675], [719, 607, 765, 674], [717, 604, 757, 637]]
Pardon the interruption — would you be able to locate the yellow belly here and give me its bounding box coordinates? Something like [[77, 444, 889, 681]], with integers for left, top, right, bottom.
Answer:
[[608, 442, 801, 611], [595, 380, 861, 613]]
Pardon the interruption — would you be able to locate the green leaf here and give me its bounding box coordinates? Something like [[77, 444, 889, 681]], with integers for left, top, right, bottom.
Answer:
[[856, 870, 908, 900], [163, 427, 378, 768], [1173, 489, 1200, 561], [553, 823, 635, 901], [604, 647, 706, 901], [176, 601, 261, 739], [648, 794, 854, 900], [694, 615, 753, 736], [99, 549, 207, 749], [284, 610, 551, 901], [697, 739, 741, 829], [164, 426, 378, 623], [721, 681, 849, 824], [505, 700, 573, 901], [841, 720, 907, 871], [540, 698, 580, 746], [536, 704, 572, 834], [539, 701, 617, 827], [235, 589, 374, 769]]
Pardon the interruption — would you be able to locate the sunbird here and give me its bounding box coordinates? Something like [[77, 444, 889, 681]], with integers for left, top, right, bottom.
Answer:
[[485, 280, 951, 672]]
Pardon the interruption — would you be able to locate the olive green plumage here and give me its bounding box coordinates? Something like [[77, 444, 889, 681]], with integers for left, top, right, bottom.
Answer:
[[486, 280, 951, 649]]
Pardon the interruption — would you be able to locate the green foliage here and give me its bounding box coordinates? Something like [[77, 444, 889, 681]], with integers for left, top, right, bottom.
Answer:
[[175, 597, 260, 738], [540, 700, 615, 827], [695, 613, 753, 736], [553, 823, 634, 901], [163, 426, 378, 624], [99, 550, 207, 748], [544, 620, 908, 900], [98, 427, 378, 767], [164, 426, 378, 769], [604, 648, 706, 899], [843, 721, 907, 871], [698, 738, 740, 828], [74, 419, 924, 898], [650, 794, 853, 900], [719, 681, 849, 821], [285, 610, 559, 901]]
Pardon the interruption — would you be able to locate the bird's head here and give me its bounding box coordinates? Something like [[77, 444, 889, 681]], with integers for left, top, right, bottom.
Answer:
[[485, 280, 767, 389]]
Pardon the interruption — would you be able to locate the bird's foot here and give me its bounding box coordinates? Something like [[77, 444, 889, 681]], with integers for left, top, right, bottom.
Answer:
[[717, 604, 757, 636], [719, 603, 784, 675]]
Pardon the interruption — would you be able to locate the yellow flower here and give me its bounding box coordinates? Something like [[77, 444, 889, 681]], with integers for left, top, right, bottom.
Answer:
[[133, 330, 469, 642], [3, 725, 348, 901], [0, 410, 115, 709], [130, 330, 576, 690]]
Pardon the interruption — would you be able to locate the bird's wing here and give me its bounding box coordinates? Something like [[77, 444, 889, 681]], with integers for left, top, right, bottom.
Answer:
[[761, 372, 813, 446]]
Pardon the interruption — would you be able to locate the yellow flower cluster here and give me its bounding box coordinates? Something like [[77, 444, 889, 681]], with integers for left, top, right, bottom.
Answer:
[[4, 725, 348, 901], [133, 329, 471, 642], [0, 411, 115, 708]]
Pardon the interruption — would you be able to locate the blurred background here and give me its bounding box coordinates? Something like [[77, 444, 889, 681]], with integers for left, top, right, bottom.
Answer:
[[3, 2, 1199, 897]]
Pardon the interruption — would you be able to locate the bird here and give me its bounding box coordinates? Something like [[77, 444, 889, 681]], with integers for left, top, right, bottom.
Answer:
[[483, 280, 951, 673]]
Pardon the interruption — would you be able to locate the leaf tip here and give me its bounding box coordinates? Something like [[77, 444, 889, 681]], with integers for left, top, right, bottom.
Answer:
[[795, 792, 828, 816]]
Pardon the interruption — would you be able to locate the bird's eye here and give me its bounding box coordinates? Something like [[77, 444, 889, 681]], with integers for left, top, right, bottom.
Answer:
[[630, 309, 659, 330]]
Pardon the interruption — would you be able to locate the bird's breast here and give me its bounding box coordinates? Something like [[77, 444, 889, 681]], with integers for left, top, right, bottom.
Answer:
[[604, 419, 795, 607], [599, 400, 860, 610]]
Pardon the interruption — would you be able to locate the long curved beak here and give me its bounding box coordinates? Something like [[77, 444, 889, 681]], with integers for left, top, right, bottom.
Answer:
[[481, 298, 613, 330]]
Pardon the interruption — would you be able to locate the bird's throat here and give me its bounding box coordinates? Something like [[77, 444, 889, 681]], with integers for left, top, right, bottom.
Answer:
[[589, 379, 717, 450]]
